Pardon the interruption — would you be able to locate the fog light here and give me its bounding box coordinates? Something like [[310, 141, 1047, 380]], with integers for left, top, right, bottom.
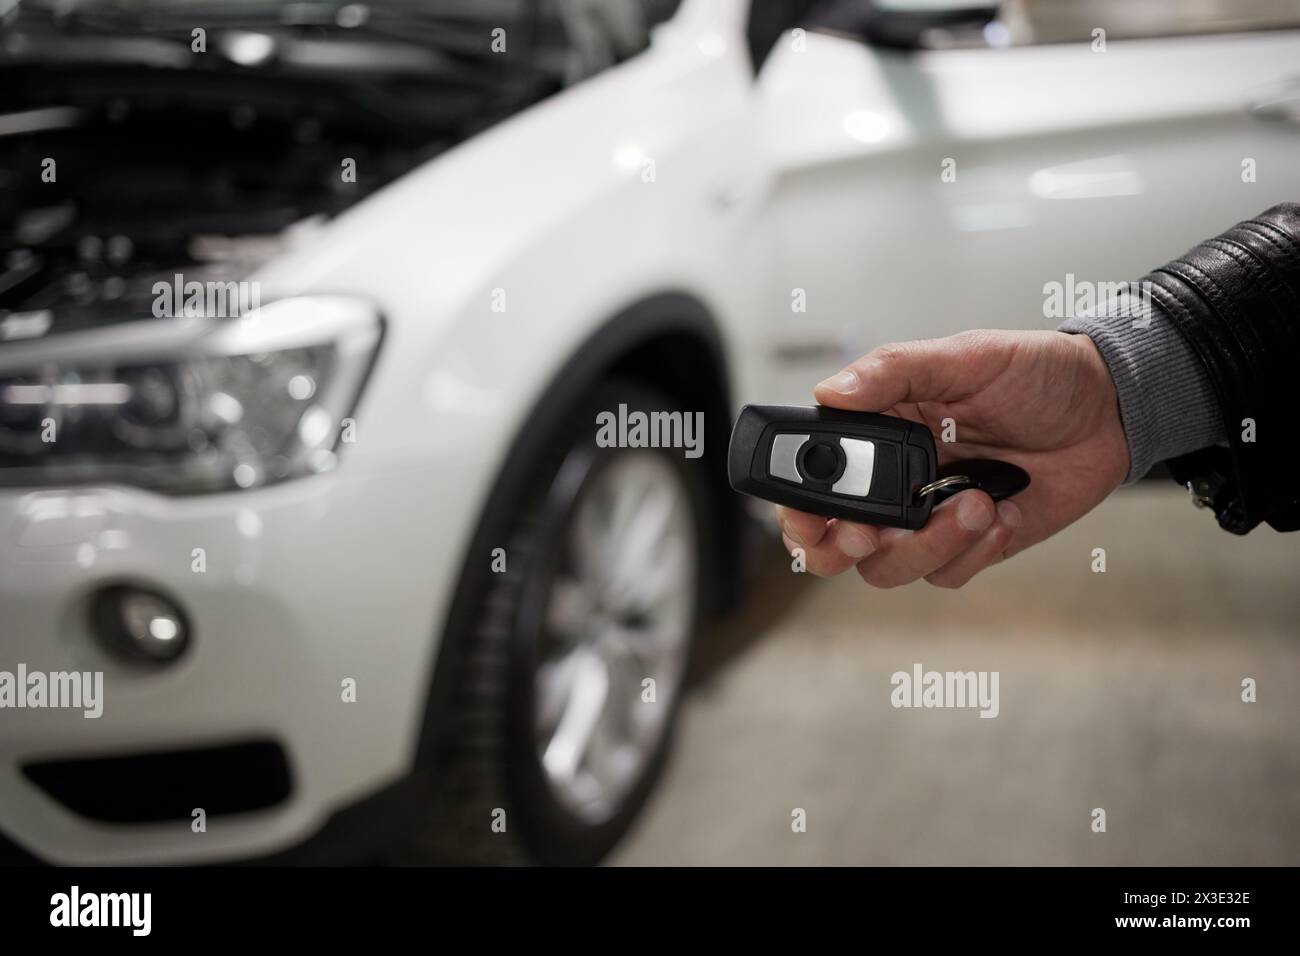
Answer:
[[92, 586, 191, 663]]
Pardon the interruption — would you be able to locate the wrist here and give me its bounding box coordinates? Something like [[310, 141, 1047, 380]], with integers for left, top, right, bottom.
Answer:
[[1069, 332, 1132, 488]]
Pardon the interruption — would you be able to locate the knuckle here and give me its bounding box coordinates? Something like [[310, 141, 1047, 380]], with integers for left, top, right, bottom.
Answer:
[[868, 342, 909, 367], [951, 328, 999, 353]]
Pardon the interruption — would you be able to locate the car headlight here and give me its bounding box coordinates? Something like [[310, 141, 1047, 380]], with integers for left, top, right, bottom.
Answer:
[[0, 296, 381, 493]]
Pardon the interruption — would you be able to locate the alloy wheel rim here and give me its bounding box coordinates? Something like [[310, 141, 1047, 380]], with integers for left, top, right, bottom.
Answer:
[[532, 450, 696, 824]]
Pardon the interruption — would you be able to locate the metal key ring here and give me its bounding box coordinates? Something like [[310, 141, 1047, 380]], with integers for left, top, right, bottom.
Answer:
[[916, 475, 972, 498]]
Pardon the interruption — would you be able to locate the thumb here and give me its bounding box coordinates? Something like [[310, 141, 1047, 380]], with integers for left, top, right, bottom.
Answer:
[[813, 333, 1003, 411]]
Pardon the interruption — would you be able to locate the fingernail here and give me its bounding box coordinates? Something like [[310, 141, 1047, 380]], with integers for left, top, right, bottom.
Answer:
[[996, 498, 1022, 530], [957, 494, 994, 532], [816, 369, 860, 394], [837, 524, 875, 559]]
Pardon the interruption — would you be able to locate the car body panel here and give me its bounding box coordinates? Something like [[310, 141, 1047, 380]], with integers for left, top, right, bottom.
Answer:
[[756, 26, 1300, 400]]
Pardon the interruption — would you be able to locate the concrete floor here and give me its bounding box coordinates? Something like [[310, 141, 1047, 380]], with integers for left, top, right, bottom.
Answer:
[[612, 484, 1300, 866]]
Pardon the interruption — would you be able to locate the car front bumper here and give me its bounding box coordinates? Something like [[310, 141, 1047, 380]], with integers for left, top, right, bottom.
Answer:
[[0, 461, 456, 864]]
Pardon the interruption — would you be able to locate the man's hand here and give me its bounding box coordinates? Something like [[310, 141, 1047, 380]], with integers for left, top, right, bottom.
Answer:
[[777, 329, 1130, 588]]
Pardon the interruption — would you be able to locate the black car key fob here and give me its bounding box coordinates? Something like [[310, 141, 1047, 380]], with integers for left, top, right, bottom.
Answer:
[[727, 404, 1029, 530]]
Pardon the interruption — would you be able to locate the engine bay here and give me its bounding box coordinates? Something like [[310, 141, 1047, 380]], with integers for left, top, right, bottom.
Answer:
[[0, 3, 570, 338]]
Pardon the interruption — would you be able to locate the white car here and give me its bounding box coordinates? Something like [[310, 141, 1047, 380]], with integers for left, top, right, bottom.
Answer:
[[1, 0, 1298, 865]]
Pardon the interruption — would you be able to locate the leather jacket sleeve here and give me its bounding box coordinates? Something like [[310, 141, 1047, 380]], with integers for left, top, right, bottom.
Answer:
[[1147, 203, 1300, 534]]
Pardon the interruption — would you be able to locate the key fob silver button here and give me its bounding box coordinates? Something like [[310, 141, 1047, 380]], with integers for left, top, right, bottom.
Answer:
[[768, 433, 809, 484], [831, 437, 876, 497]]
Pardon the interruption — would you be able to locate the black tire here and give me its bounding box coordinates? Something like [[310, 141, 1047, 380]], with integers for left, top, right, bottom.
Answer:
[[402, 379, 712, 865]]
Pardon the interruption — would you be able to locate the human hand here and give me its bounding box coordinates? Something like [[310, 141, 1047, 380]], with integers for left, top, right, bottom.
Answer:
[[777, 329, 1130, 588]]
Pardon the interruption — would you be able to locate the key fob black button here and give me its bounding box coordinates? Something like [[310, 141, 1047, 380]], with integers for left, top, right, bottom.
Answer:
[[799, 440, 842, 482]]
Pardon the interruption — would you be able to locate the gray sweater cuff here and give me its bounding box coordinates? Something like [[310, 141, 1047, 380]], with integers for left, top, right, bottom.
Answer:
[[1060, 305, 1225, 483]]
